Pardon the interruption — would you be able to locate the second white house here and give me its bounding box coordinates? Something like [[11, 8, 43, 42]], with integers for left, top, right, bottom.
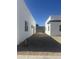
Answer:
[[45, 16, 61, 36]]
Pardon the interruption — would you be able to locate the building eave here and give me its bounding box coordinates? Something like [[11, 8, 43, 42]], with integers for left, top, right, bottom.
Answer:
[[47, 20, 61, 24]]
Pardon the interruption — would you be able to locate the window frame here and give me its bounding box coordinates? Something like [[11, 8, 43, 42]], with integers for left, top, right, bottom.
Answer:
[[25, 21, 28, 31]]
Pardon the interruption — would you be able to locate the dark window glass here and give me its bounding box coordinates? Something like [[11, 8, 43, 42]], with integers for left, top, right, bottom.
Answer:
[[25, 21, 28, 31]]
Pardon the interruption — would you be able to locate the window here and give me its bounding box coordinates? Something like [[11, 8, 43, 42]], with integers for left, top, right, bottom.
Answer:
[[59, 25, 61, 32], [25, 21, 28, 31]]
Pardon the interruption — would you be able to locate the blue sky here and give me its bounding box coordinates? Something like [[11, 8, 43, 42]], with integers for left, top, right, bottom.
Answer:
[[24, 0, 61, 26]]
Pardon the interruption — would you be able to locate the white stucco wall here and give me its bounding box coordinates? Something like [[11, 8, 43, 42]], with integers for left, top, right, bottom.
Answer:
[[45, 16, 61, 36], [17, 0, 36, 45], [45, 16, 51, 35], [50, 22, 61, 36]]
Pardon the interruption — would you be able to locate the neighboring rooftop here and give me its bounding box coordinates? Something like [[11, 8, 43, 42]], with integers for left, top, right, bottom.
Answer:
[[45, 16, 61, 24], [48, 20, 61, 24], [50, 16, 61, 20]]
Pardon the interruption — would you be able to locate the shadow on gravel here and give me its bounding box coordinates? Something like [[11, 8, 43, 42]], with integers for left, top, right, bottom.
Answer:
[[17, 33, 61, 52]]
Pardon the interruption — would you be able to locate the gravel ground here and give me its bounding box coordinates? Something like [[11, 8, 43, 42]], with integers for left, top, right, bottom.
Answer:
[[17, 33, 61, 59], [17, 33, 61, 52], [52, 36, 61, 43]]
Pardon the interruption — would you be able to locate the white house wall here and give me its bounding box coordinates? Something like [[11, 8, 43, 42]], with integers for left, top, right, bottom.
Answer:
[[50, 22, 61, 36], [45, 23, 51, 36], [45, 16, 61, 36], [17, 0, 36, 45], [45, 16, 51, 35]]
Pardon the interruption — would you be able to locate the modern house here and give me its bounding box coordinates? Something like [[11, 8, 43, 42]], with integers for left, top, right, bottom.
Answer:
[[17, 0, 36, 45], [45, 16, 61, 36]]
